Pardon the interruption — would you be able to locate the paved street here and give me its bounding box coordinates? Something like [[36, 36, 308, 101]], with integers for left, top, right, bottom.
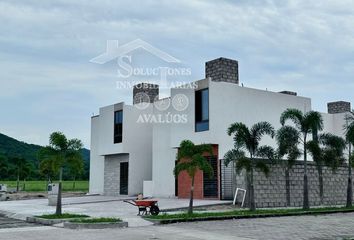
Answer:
[[0, 212, 354, 240]]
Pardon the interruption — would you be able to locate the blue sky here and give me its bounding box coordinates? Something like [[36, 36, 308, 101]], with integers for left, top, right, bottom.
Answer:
[[0, 0, 353, 148]]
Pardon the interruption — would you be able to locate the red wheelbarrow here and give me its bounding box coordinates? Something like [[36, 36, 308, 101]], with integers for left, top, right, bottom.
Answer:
[[124, 199, 160, 216]]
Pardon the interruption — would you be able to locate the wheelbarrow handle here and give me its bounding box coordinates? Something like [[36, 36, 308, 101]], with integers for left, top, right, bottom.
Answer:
[[123, 200, 137, 206]]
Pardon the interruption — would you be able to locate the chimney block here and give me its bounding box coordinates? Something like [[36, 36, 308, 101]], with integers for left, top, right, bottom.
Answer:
[[205, 57, 239, 84]]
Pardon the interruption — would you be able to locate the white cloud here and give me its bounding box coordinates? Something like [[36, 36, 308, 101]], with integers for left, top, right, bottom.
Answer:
[[0, 0, 353, 146]]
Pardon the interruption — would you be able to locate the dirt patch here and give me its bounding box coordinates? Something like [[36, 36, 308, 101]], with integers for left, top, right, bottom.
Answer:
[[193, 203, 240, 211]]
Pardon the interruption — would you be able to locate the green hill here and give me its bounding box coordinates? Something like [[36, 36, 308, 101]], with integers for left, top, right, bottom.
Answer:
[[0, 133, 90, 180]]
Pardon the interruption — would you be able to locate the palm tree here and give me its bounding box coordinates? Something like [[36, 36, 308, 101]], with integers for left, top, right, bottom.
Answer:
[[39, 157, 56, 191], [224, 122, 275, 211], [39, 132, 83, 215], [307, 133, 346, 204], [173, 140, 213, 214], [276, 126, 301, 206], [345, 113, 354, 207], [280, 109, 323, 210]]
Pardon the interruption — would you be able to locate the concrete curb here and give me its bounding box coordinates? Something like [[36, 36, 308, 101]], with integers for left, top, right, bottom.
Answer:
[[63, 221, 128, 229], [147, 208, 354, 225], [26, 217, 74, 226]]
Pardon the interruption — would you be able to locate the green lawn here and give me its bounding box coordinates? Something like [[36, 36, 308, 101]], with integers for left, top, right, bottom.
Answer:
[[0, 181, 89, 192]]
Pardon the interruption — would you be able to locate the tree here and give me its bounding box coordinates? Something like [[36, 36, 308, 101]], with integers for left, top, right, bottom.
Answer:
[[173, 140, 213, 214], [276, 126, 301, 206], [280, 109, 323, 210], [307, 133, 346, 204], [0, 154, 8, 179], [68, 157, 84, 190], [39, 132, 83, 215], [224, 122, 275, 211], [39, 156, 56, 191], [345, 111, 354, 207], [10, 157, 32, 192]]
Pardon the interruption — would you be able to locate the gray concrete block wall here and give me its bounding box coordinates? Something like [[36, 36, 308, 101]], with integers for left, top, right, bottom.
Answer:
[[205, 57, 239, 84], [327, 101, 351, 114], [104, 156, 121, 196], [237, 161, 352, 208], [133, 83, 159, 104]]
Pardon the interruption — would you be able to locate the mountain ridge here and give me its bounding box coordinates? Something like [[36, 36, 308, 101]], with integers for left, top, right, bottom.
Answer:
[[0, 132, 90, 179]]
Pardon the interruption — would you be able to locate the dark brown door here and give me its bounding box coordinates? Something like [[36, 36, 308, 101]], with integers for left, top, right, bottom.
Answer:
[[120, 162, 128, 195]]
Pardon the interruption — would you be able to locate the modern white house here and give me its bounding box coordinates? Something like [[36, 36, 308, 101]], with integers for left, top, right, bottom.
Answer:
[[89, 57, 351, 200]]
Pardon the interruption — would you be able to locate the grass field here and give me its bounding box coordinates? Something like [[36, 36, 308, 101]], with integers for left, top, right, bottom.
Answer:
[[0, 181, 89, 192]]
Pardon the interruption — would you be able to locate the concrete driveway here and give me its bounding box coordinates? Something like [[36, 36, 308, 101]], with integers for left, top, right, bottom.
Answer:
[[0, 196, 229, 227]]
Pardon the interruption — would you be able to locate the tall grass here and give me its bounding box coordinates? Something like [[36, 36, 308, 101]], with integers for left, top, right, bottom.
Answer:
[[0, 181, 89, 192]]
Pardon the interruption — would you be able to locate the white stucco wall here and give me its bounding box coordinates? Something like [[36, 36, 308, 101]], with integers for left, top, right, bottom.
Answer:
[[89, 116, 104, 194], [89, 102, 154, 195], [151, 97, 178, 197], [321, 112, 347, 138], [123, 105, 153, 195]]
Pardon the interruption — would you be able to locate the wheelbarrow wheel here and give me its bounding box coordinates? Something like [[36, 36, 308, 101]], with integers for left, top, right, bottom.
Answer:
[[150, 205, 160, 216]]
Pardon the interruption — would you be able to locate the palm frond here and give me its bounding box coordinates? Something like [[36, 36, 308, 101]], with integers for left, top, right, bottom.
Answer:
[[251, 122, 275, 142], [174, 140, 213, 180], [223, 148, 246, 167], [177, 140, 195, 160], [276, 125, 300, 157], [303, 111, 324, 134], [280, 108, 303, 129], [320, 133, 346, 154], [194, 154, 213, 179], [255, 161, 270, 177], [227, 122, 250, 149], [235, 157, 252, 174], [344, 112, 354, 131], [346, 122, 354, 145], [173, 162, 192, 177], [307, 140, 322, 164], [255, 145, 275, 160], [194, 144, 213, 157], [287, 147, 301, 167], [323, 149, 345, 172]]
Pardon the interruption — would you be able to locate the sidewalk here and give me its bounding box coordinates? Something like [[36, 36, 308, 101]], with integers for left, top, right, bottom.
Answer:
[[0, 196, 231, 227]]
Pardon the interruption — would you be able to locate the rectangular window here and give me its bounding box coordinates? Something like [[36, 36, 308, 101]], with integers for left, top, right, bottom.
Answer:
[[195, 88, 209, 132], [114, 110, 123, 143]]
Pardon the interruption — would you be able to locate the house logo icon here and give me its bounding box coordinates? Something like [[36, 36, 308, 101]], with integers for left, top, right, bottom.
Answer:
[[90, 39, 181, 64]]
